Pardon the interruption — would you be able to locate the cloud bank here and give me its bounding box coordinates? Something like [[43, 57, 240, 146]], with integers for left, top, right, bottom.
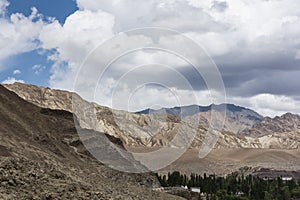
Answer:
[[1, 0, 300, 117]]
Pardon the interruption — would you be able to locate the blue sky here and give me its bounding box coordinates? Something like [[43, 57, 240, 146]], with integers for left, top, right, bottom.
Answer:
[[7, 0, 77, 24], [0, 0, 77, 86], [0, 0, 300, 116]]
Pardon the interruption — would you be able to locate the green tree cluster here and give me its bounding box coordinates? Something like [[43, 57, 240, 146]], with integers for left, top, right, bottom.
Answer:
[[157, 171, 300, 200]]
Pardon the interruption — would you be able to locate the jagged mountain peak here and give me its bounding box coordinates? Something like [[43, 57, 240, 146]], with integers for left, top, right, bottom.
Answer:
[[136, 103, 263, 134], [240, 112, 300, 137], [281, 112, 300, 119], [137, 103, 262, 118]]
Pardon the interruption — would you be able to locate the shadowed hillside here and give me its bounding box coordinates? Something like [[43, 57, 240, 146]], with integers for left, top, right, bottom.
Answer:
[[0, 85, 183, 199]]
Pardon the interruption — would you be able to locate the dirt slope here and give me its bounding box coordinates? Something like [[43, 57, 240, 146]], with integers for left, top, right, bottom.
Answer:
[[0, 85, 183, 199]]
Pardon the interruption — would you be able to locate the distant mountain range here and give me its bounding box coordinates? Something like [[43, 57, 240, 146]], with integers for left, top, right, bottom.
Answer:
[[4, 82, 300, 145], [137, 104, 263, 134], [136, 103, 263, 122], [3, 82, 300, 175]]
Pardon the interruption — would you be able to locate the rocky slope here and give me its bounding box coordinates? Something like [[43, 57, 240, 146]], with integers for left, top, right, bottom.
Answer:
[[241, 113, 300, 137], [4, 82, 300, 177], [3, 83, 181, 147], [3, 83, 241, 149], [2, 83, 256, 150], [4, 83, 300, 150], [0, 84, 183, 199]]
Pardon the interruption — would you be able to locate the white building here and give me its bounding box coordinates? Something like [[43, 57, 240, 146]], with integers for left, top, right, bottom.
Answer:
[[191, 187, 201, 193], [282, 177, 293, 181]]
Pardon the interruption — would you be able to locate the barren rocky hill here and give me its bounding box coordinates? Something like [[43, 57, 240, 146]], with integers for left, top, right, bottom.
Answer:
[[241, 113, 300, 137], [3, 83, 243, 149], [0, 84, 183, 199], [5, 82, 300, 151], [3, 83, 183, 147], [4, 83, 300, 177], [1, 83, 250, 150]]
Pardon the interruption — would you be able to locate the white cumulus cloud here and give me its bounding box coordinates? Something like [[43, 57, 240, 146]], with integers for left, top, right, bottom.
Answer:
[[8, 0, 300, 116], [39, 9, 115, 89], [2, 77, 25, 84], [13, 69, 21, 75], [0, 0, 9, 16], [0, 6, 47, 70]]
